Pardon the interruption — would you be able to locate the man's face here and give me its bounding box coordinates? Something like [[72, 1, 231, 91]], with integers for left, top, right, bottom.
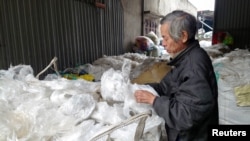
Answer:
[[160, 23, 187, 58]]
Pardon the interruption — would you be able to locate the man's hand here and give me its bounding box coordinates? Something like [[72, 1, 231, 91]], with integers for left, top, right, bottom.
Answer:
[[134, 90, 156, 105]]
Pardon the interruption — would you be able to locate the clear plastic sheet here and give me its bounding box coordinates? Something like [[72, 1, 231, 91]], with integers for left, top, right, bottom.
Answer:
[[59, 94, 96, 120], [90, 102, 126, 125], [123, 84, 159, 117], [100, 60, 131, 102]]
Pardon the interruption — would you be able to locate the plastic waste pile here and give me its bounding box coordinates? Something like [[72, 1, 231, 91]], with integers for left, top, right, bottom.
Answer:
[[212, 48, 250, 124], [0, 60, 165, 141]]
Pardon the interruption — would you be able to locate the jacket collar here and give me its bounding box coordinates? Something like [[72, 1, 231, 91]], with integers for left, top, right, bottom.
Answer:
[[167, 40, 200, 66]]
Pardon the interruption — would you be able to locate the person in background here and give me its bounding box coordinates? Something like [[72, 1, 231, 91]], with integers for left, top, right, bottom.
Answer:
[[134, 10, 218, 141]]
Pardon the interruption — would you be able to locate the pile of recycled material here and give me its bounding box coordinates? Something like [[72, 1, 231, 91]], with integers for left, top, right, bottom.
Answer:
[[3, 45, 249, 140], [212, 48, 250, 124], [0, 59, 165, 141]]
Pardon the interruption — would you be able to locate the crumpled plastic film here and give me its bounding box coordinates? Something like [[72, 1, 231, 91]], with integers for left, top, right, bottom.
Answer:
[[100, 68, 128, 102], [123, 83, 159, 117], [90, 102, 126, 125], [59, 94, 96, 120]]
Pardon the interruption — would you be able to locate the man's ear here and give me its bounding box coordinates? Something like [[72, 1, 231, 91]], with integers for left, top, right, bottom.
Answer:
[[181, 31, 188, 43]]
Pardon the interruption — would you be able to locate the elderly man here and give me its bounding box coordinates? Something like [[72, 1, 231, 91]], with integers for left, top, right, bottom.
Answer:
[[134, 10, 218, 141]]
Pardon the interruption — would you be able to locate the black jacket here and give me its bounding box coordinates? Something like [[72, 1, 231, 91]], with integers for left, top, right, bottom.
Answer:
[[151, 40, 218, 141]]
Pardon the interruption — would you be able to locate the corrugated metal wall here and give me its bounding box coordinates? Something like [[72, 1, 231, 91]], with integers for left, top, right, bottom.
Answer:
[[213, 0, 250, 49], [0, 0, 124, 78]]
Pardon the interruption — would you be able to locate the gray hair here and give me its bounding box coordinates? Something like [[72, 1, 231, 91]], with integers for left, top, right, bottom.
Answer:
[[160, 10, 197, 42]]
